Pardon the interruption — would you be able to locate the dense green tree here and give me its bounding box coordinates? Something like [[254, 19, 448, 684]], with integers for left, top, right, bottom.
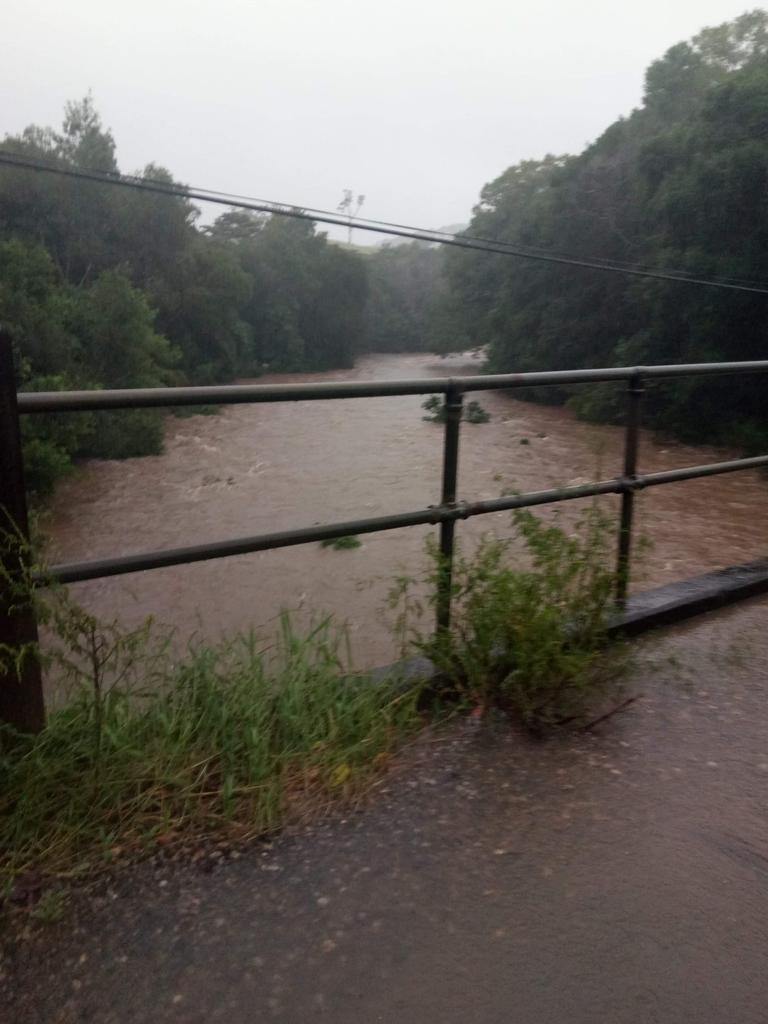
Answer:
[[362, 242, 443, 352], [0, 99, 377, 494], [0, 238, 76, 376], [206, 212, 367, 371], [439, 10, 768, 448], [0, 239, 176, 491]]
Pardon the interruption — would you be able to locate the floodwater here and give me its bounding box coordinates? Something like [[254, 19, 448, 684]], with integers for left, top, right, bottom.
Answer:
[[46, 352, 768, 669]]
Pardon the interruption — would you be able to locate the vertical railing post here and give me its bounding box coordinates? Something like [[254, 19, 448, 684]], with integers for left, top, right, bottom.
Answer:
[[0, 328, 45, 733], [615, 370, 644, 608], [436, 385, 463, 635]]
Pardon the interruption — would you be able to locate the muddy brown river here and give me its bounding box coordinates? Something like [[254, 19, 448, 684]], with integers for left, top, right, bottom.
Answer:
[[46, 352, 768, 670]]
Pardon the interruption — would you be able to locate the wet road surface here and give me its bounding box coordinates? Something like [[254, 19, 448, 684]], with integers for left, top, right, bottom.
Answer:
[[5, 598, 768, 1023]]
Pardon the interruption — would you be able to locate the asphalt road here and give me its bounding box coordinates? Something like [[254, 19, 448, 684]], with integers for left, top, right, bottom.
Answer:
[[4, 598, 768, 1023]]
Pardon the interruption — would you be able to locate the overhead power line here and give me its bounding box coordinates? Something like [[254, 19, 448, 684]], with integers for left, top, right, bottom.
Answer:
[[1, 148, 768, 296]]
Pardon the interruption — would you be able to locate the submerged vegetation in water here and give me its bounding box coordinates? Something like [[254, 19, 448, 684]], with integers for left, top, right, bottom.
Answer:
[[421, 395, 491, 423], [320, 535, 362, 550]]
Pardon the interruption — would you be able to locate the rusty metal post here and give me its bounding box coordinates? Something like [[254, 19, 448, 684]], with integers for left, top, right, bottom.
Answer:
[[436, 387, 463, 634], [616, 372, 644, 608], [0, 329, 45, 732]]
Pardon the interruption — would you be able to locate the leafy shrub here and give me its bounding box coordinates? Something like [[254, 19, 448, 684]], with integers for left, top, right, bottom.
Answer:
[[78, 409, 165, 460], [19, 376, 95, 497], [20, 437, 76, 498], [390, 505, 627, 730]]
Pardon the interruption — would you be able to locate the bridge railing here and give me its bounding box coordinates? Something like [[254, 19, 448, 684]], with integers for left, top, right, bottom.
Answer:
[[3, 327, 768, 731]]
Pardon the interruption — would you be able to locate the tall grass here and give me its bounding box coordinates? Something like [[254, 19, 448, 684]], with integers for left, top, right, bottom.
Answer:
[[0, 503, 630, 886], [0, 609, 419, 883]]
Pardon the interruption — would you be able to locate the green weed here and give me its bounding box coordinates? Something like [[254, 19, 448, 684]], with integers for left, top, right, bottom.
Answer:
[[0, 604, 419, 883], [389, 505, 629, 730]]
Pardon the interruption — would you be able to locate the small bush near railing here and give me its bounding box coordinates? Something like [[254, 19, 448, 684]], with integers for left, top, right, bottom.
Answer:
[[389, 505, 630, 731]]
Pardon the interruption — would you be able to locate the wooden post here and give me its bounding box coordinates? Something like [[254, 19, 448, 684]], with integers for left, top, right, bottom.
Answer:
[[0, 328, 45, 732]]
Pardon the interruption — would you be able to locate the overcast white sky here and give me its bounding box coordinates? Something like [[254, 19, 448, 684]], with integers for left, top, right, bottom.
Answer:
[[3, 1, 758, 238]]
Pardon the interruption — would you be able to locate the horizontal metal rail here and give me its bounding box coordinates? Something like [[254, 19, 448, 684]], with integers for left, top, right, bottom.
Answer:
[[5, 330, 768, 734], [16, 359, 768, 413], [36, 454, 768, 586]]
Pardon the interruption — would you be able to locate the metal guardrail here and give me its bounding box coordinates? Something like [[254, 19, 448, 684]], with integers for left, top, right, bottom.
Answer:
[[3, 325, 768, 732], [15, 359, 768, 412]]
